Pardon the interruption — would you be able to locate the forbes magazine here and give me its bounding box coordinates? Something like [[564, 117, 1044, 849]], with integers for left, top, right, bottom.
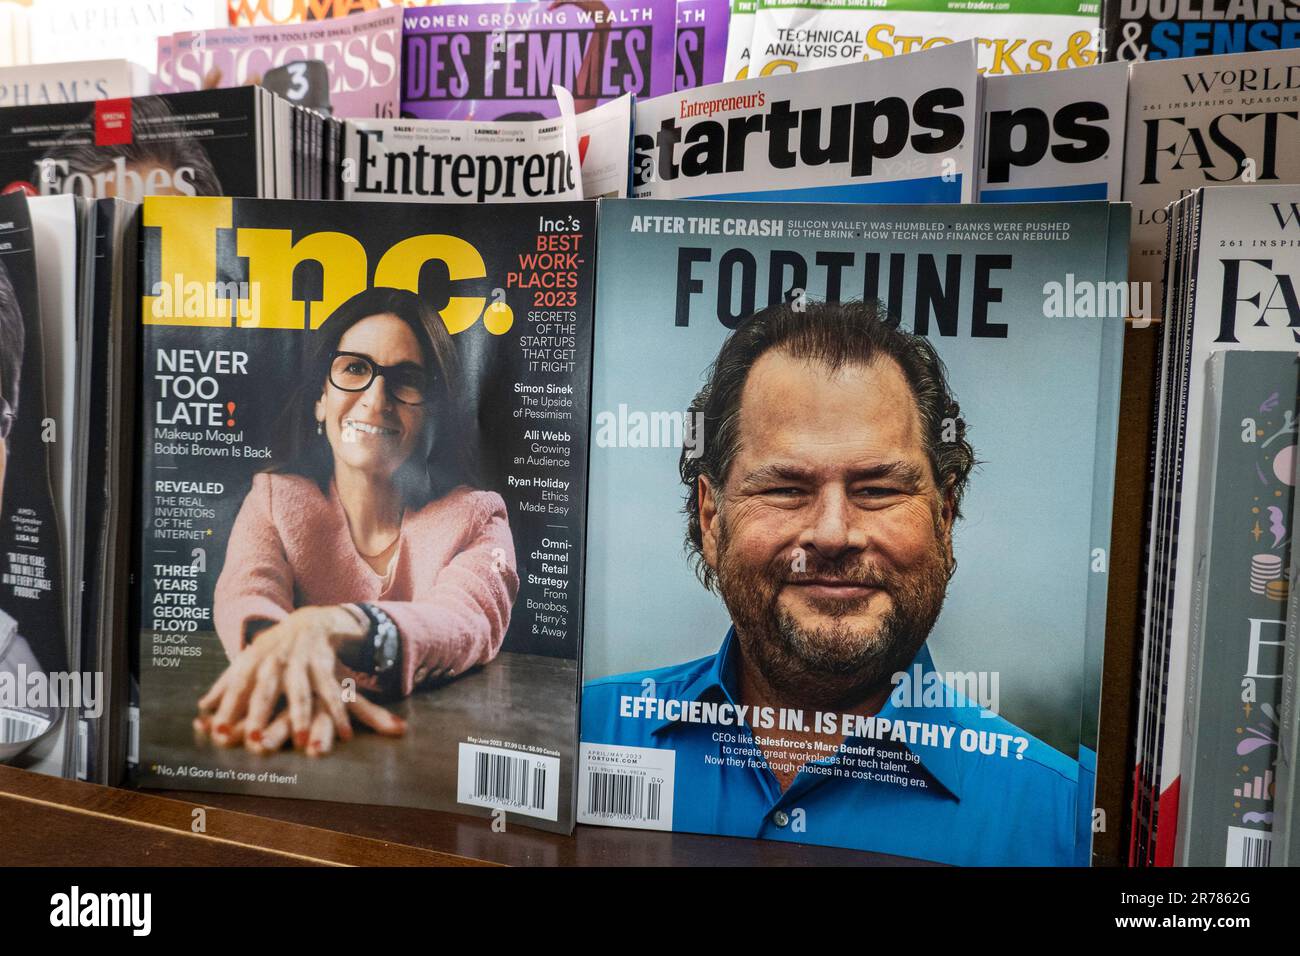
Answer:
[[132, 196, 595, 832], [579, 199, 1129, 865]]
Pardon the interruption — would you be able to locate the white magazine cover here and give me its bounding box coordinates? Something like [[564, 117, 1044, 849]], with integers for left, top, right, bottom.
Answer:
[[575, 94, 633, 198], [25, 0, 225, 71], [977, 60, 1127, 203], [343, 90, 585, 203], [632, 41, 979, 202], [1154, 184, 1300, 863], [723, 0, 757, 81], [1122, 47, 1300, 326], [748, 0, 1101, 77], [0, 59, 152, 108]]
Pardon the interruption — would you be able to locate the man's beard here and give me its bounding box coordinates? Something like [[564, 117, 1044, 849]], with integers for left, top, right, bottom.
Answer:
[[714, 516, 952, 711]]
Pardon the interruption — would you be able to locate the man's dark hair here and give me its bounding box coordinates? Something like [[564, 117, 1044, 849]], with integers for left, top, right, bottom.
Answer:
[[680, 299, 976, 591], [37, 95, 222, 196], [0, 258, 23, 419]]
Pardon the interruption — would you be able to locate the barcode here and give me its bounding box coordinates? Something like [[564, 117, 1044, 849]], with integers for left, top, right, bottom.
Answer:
[[127, 705, 139, 767], [456, 743, 560, 822], [76, 719, 89, 780], [1226, 826, 1272, 867], [1240, 836, 1270, 867], [585, 769, 664, 822], [577, 742, 675, 830], [472, 751, 544, 810], [0, 709, 49, 745]]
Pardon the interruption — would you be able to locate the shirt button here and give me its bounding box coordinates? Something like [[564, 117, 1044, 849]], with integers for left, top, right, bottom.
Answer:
[[772, 810, 790, 828]]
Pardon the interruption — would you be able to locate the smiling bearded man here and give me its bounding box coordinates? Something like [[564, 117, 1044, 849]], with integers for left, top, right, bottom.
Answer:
[[581, 299, 1084, 866]]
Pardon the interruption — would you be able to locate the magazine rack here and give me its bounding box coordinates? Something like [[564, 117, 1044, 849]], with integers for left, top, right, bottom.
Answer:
[[0, 325, 1156, 867]]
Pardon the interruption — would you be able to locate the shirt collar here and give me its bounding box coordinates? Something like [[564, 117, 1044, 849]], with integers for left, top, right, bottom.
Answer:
[[872, 642, 966, 800], [646, 626, 741, 737], [649, 627, 968, 800]]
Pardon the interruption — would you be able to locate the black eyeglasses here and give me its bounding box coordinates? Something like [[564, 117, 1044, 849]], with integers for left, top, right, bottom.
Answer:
[[328, 351, 430, 406]]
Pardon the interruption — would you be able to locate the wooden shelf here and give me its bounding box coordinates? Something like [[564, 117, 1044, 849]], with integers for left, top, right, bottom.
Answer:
[[0, 764, 925, 866]]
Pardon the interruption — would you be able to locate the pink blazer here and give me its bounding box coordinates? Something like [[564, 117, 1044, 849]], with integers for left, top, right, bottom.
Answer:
[[213, 472, 519, 696]]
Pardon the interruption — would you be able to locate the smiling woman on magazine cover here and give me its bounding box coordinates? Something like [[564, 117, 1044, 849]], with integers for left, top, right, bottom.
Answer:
[[196, 287, 519, 758]]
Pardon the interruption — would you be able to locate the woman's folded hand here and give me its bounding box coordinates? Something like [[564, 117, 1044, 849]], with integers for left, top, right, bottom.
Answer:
[[195, 605, 407, 757]]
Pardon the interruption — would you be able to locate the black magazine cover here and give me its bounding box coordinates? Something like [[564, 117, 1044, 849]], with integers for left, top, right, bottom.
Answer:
[[0, 191, 70, 763], [1177, 350, 1300, 866], [132, 196, 595, 832], [1102, 0, 1300, 61], [76, 197, 138, 784], [0, 88, 269, 202]]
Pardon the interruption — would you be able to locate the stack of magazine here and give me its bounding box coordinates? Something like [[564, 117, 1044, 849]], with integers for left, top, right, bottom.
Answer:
[[1138, 185, 1300, 868], [0, 86, 338, 202], [106, 192, 1125, 862], [1123, 46, 1300, 868], [0, 189, 139, 785]]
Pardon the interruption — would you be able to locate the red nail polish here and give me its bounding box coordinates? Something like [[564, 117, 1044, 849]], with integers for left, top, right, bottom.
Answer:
[[249, 729, 263, 743], [340, 726, 353, 741], [294, 730, 308, 748], [216, 723, 231, 736]]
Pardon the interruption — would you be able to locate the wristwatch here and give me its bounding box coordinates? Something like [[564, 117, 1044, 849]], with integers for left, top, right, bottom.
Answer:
[[353, 603, 401, 687]]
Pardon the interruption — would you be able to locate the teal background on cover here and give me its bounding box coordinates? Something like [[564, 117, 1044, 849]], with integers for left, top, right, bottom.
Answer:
[[583, 198, 1123, 756]]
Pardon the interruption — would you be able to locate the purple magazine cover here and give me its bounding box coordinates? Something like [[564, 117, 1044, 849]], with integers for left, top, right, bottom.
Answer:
[[401, 0, 677, 121], [674, 0, 728, 91]]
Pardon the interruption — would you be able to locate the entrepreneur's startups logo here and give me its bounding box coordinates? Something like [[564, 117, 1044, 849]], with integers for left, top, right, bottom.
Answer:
[[49, 887, 151, 936], [593, 405, 705, 458]]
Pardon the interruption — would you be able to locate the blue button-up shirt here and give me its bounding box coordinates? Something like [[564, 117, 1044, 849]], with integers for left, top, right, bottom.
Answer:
[[582, 629, 1085, 866]]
